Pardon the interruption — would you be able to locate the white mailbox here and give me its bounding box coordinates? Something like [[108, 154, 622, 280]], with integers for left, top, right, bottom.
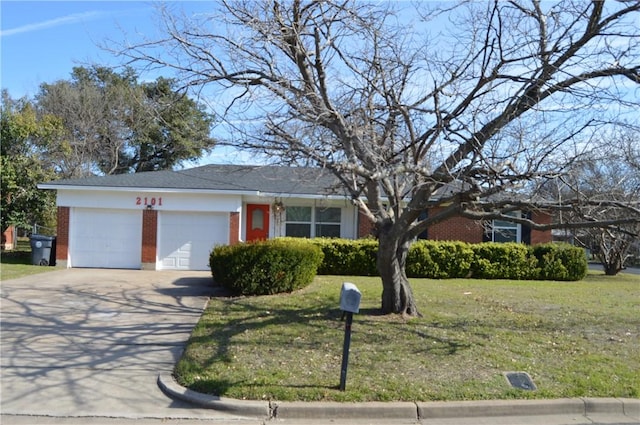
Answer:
[[340, 282, 361, 313]]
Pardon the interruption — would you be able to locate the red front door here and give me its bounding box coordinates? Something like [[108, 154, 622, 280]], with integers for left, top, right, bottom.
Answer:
[[246, 204, 270, 241]]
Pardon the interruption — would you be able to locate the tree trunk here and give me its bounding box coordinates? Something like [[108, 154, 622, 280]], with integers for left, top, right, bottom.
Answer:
[[603, 263, 621, 276], [377, 227, 421, 316], [601, 255, 623, 276], [598, 237, 628, 276]]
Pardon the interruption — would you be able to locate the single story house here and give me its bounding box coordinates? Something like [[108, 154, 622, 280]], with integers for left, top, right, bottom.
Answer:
[[39, 164, 551, 271]]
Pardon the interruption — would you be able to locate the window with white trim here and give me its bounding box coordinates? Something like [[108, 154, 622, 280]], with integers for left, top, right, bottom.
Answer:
[[491, 211, 521, 243], [285, 206, 341, 238], [315, 207, 341, 237]]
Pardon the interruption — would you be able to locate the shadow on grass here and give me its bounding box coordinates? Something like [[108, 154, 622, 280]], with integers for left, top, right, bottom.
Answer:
[[185, 378, 238, 396], [180, 290, 476, 397], [1, 250, 32, 265], [187, 296, 343, 366]]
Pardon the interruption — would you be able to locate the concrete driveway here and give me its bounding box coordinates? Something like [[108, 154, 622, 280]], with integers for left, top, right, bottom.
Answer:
[[0, 268, 253, 421]]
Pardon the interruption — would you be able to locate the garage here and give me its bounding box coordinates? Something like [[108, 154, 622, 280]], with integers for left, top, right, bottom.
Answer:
[[39, 164, 350, 271], [70, 208, 142, 269], [157, 211, 229, 271]]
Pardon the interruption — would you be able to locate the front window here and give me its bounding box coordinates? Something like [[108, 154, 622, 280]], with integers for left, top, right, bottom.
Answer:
[[315, 207, 341, 237], [285, 206, 341, 238], [491, 212, 521, 243], [417, 211, 429, 240], [285, 206, 312, 237]]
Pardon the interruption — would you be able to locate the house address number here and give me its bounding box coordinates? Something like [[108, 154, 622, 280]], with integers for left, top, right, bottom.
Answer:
[[136, 197, 163, 207]]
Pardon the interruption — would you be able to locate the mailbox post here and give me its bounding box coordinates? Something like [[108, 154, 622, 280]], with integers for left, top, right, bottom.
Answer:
[[339, 282, 361, 391]]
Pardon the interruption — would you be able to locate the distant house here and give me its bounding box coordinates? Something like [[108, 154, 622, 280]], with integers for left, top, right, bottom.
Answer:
[[2, 225, 16, 250], [39, 164, 551, 271]]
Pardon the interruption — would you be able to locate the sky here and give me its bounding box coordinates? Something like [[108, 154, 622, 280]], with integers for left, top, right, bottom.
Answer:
[[2, 2, 636, 166], [0, 1, 258, 165], [2, 1, 163, 98]]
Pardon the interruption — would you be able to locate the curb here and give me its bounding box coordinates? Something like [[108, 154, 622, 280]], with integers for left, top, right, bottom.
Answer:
[[418, 398, 640, 419], [158, 374, 640, 421], [157, 374, 270, 419], [272, 400, 418, 420]]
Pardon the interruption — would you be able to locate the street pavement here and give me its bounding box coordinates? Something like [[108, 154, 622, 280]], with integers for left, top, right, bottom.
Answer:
[[1, 268, 638, 425]]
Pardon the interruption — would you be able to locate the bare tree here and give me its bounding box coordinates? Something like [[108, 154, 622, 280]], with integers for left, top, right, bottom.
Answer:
[[118, 0, 640, 315], [555, 129, 640, 275]]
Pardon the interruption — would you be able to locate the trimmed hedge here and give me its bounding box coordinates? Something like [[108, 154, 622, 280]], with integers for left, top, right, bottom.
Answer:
[[469, 243, 539, 280], [209, 239, 324, 295], [310, 238, 379, 276], [532, 243, 589, 281], [407, 241, 475, 278], [307, 238, 587, 281], [209, 238, 587, 294]]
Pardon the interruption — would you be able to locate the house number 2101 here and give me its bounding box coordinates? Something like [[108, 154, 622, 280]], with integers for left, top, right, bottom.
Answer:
[[136, 197, 163, 207]]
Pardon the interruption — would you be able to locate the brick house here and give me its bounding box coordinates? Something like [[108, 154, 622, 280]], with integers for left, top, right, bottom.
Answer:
[[2, 225, 16, 250], [39, 164, 551, 271]]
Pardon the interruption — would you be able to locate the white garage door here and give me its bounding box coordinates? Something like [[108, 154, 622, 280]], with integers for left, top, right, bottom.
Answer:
[[158, 211, 228, 271], [70, 208, 142, 269]]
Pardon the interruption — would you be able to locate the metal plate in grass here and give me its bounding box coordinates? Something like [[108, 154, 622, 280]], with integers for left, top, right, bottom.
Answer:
[[504, 372, 537, 390]]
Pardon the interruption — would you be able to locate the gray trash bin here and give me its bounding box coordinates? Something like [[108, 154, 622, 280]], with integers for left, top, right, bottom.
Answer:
[[30, 235, 55, 266]]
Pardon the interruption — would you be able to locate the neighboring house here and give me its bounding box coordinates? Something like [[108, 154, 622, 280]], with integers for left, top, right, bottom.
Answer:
[[39, 164, 552, 271], [2, 225, 16, 250]]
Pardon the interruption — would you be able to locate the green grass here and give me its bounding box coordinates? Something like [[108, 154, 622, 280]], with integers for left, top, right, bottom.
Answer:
[[175, 272, 640, 402], [1, 239, 59, 281]]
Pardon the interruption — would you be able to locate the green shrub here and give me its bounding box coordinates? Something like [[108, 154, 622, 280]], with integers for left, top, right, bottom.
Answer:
[[309, 238, 378, 276], [210, 237, 587, 290], [307, 238, 586, 281], [470, 243, 538, 279], [209, 239, 324, 295], [406, 241, 439, 278], [532, 243, 588, 281], [407, 241, 474, 278]]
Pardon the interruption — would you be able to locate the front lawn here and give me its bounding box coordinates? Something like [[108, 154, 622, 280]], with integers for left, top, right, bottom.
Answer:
[[175, 272, 639, 402], [1, 239, 58, 281]]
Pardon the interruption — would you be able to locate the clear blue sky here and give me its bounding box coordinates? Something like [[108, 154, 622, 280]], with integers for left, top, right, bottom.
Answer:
[[0, 1, 256, 165], [0, 1, 208, 99]]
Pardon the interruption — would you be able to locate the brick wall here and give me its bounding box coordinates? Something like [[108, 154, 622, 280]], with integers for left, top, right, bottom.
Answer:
[[2, 226, 15, 250], [56, 207, 70, 264], [141, 209, 157, 265], [357, 207, 486, 243], [530, 210, 552, 244], [428, 208, 485, 243], [357, 209, 375, 238], [357, 206, 550, 245], [229, 211, 240, 245]]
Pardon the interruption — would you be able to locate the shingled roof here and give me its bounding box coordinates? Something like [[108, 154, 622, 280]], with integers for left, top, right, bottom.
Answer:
[[39, 164, 345, 198]]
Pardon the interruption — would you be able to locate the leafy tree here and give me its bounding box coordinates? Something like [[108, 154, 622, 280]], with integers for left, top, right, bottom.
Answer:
[[36, 66, 216, 177], [1, 91, 58, 234], [119, 1, 640, 315], [128, 77, 216, 173]]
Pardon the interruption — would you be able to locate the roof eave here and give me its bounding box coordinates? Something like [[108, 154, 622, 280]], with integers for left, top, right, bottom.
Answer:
[[37, 184, 260, 196], [260, 192, 350, 201], [37, 184, 351, 199]]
